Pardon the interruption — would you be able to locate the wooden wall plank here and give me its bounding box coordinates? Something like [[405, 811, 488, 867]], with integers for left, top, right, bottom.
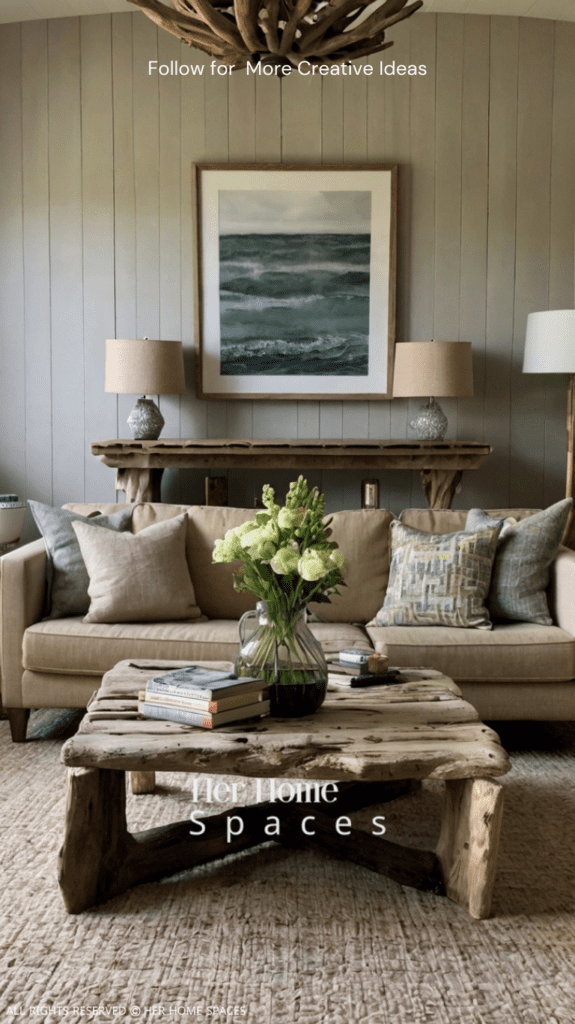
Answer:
[[433, 14, 464, 447], [133, 15, 160, 342], [320, 74, 344, 511], [377, 21, 412, 514], [179, 46, 207, 504], [0, 24, 26, 521], [511, 17, 554, 508], [111, 12, 137, 448], [48, 17, 85, 503], [227, 63, 256, 505], [456, 14, 489, 509], [483, 16, 519, 508], [157, 30, 183, 502], [544, 21, 575, 506], [81, 14, 117, 503], [21, 21, 52, 511], [407, 13, 437, 509], [341, 63, 369, 509]]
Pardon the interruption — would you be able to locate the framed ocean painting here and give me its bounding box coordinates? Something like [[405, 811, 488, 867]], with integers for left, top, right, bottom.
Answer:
[[192, 163, 397, 400]]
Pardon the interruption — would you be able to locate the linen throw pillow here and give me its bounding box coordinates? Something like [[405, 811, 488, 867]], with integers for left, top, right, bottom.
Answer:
[[465, 498, 572, 625], [28, 500, 133, 619], [369, 520, 502, 630], [72, 513, 201, 623]]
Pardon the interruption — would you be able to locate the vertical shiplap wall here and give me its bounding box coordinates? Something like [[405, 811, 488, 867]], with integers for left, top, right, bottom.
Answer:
[[1, 12, 575, 529]]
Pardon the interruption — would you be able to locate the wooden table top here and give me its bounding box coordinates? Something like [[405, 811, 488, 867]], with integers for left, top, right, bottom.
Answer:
[[61, 660, 511, 783], [91, 438, 492, 471]]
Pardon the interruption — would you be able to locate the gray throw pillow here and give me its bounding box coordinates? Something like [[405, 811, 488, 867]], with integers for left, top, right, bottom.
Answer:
[[28, 500, 133, 619], [465, 498, 572, 625]]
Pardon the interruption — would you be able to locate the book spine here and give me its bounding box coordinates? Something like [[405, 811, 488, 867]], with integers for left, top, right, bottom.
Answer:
[[143, 690, 267, 713], [140, 700, 270, 727], [141, 702, 215, 728]]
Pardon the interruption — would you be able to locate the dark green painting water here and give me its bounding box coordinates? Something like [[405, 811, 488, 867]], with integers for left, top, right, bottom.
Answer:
[[219, 232, 370, 376]]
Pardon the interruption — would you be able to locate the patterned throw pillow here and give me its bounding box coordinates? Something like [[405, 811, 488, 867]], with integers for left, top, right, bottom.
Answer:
[[28, 500, 133, 619], [465, 498, 572, 625], [368, 520, 502, 630]]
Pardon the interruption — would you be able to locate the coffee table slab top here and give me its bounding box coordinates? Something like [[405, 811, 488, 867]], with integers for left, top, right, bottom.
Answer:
[[61, 660, 511, 783]]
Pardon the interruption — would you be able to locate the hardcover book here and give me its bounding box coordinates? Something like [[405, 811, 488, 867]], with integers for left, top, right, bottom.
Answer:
[[139, 698, 270, 729], [147, 665, 264, 701], [140, 688, 269, 713]]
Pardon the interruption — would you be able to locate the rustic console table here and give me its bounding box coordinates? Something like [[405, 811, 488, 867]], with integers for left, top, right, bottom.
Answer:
[[91, 438, 491, 508]]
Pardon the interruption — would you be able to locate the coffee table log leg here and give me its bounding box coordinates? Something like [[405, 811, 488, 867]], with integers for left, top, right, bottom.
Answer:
[[58, 767, 134, 914], [420, 468, 463, 509], [436, 777, 504, 920], [130, 771, 156, 794]]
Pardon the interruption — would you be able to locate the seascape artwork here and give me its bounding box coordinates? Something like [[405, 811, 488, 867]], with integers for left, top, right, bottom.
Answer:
[[218, 190, 371, 376]]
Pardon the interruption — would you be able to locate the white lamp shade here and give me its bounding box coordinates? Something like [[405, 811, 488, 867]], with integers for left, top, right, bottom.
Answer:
[[392, 341, 474, 398], [523, 310, 575, 373], [105, 339, 186, 395]]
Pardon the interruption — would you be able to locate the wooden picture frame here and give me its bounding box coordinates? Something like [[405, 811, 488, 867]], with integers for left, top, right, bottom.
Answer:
[[192, 163, 397, 401]]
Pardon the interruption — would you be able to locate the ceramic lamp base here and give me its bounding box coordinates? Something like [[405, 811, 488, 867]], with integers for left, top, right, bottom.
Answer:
[[409, 397, 448, 441], [127, 397, 165, 440]]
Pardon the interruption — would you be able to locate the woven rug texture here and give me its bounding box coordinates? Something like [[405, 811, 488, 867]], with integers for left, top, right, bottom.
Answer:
[[1, 710, 574, 1024]]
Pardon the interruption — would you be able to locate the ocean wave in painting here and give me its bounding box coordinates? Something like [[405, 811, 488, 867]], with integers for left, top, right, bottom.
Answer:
[[219, 233, 370, 376]]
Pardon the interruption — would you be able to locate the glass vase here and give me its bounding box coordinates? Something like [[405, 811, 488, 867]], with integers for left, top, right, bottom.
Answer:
[[235, 600, 328, 718]]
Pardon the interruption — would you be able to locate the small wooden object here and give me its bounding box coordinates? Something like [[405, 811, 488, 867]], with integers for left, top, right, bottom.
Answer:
[[59, 660, 510, 918], [205, 475, 228, 506]]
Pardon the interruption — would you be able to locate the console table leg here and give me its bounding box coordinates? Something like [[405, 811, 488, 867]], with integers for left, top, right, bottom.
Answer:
[[436, 777, 504, 920], [420, 468, 463, 509], [115, 468, 164, 503]]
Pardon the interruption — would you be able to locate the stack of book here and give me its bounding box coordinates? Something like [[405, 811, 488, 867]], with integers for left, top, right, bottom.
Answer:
[[327, 648, 400, 688], [138, 665, 270, 729]]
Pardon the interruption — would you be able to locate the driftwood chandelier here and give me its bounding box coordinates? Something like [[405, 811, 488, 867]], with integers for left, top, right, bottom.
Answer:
[[127, 0, 424, 73]]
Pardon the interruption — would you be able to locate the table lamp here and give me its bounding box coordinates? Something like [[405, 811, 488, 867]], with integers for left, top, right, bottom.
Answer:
[[392, 341, 474, 440], [523, 309, 575, 515], [105, 338, 186, 440]]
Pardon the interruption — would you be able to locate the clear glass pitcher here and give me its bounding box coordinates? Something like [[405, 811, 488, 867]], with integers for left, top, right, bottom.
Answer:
[[235, 600, 328, 718]]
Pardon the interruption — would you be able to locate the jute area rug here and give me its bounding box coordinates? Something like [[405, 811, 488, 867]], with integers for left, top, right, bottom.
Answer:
[[1, 710, 574, 1024]]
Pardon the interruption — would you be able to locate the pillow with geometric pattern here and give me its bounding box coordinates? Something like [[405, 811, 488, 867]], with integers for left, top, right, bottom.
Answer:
[[368, 519, 502, 630], [465, 498, 572, 625]]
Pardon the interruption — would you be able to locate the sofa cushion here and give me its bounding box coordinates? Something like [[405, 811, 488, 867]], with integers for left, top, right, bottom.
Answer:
[[29, 500, 133, 619], [308, 509, 395, 623], [369, 520, 501, 630], [399, 508, 540, 534], [465, 499, 572, 626], [72, 514, 201, 623], [23, 618, 244, 674], [66, 502, 395, 623], [22, 617, 371, 676], [365, 621, 575, 682]]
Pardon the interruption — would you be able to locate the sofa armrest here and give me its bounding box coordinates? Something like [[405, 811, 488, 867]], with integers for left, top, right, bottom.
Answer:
[[0, 539, 46, 706], [548, 545, 575, 637]]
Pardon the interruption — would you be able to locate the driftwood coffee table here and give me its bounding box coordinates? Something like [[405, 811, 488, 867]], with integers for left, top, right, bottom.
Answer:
[[59, 660, 511, 919]]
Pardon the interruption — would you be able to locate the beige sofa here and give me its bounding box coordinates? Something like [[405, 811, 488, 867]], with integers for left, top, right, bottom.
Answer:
[[2, 501, 575, 741]]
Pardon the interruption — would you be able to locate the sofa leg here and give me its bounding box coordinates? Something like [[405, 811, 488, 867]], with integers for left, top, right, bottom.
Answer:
[[6, 708, 30, 742]]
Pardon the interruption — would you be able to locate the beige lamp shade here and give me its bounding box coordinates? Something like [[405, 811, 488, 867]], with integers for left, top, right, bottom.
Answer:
[[105, 339, 186, 395], [523, 310, 575, 373], [392, 342, 474, 398]]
